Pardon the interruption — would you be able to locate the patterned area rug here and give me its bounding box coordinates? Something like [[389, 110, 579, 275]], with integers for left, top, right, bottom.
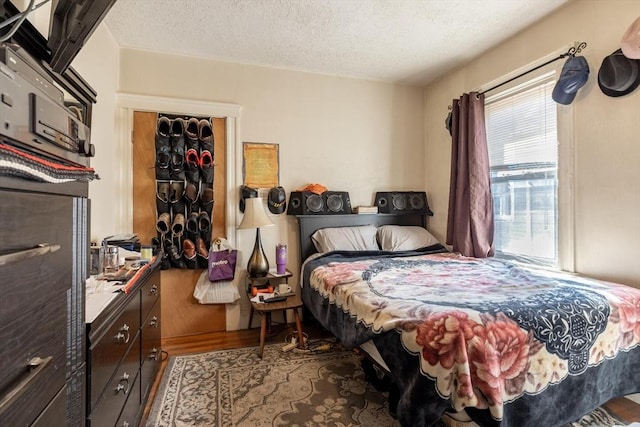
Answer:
[[146, 344, 629, 427]]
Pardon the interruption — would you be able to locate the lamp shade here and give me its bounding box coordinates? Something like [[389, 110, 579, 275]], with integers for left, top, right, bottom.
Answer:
[[238, 197, 274, 229]]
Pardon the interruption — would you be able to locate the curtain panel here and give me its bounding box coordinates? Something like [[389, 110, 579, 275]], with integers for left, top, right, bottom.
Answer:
[[446, 92, 494, 258]]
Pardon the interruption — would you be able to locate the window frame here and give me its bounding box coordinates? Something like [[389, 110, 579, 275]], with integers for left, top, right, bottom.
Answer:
[[483, 66, 575, 272]]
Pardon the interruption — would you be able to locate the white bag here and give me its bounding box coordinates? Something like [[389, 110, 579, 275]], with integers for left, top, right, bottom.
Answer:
[[193, 238, 241, 304]]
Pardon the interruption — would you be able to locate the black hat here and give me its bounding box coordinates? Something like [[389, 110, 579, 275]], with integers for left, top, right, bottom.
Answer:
[[598, 49, 640, 97], [552, 56, 589, 105], [239, 185, 258, 213], [268, 186, 286, 214]]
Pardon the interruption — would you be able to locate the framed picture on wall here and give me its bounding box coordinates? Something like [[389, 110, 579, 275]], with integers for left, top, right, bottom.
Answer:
[[243, 142, 279, 188]]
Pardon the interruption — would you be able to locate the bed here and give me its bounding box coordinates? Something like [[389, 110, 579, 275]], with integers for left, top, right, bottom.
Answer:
[[296, 213, 640, 427]]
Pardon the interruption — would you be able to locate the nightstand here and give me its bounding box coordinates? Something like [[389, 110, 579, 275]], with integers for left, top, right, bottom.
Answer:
[[246, 270, 304, 358], [245, 270, 293, 294]]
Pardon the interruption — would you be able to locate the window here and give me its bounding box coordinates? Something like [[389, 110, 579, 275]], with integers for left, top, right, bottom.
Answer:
[[485, 73, 560, 268]]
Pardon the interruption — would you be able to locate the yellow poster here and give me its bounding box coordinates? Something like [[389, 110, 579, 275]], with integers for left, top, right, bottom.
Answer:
[[243, 142, 279, 188]]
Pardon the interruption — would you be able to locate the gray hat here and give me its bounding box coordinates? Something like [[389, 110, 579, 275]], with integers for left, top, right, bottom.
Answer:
[[552, 56, 589, 105], [598, 49, 640, 97]]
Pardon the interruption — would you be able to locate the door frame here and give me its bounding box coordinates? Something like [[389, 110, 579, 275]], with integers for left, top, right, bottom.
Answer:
[[116, 94, 242, 249]]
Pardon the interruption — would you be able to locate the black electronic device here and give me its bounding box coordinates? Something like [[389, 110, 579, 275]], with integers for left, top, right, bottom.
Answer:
[[287, 191, 352, 215], [0, 44, 94, 166], [374, 191, 434, 216], [264, 295, 288, 303]]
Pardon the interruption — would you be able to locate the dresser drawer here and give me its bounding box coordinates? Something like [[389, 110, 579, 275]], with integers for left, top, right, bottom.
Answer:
[[88, 293, 140, 409], [0, 293, 67, 426], [88, 334, 140, 427], [115, 369, 141, 427], [0, 191, 72, 350], [31, 384, 66, 427], [141, 269, 160, 323], [140, 301, 161, 400]]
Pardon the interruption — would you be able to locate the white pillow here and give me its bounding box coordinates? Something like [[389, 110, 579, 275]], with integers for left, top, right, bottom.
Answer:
[[311, 225, 379, 253], [377, 225, 440, 251]]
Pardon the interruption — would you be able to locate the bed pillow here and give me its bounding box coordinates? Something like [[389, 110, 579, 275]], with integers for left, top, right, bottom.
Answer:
[[377, 225, 440, 251], [311, 225, 379, 253]]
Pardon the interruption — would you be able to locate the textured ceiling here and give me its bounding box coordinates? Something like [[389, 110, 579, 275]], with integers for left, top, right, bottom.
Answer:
[[104, 0, 570, 86]]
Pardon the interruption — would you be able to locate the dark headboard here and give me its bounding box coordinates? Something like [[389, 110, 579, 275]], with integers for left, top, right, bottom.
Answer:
[[296, 213, 427, 262]]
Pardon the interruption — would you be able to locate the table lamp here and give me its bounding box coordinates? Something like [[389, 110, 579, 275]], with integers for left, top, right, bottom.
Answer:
[[238, 197, 274, 277]]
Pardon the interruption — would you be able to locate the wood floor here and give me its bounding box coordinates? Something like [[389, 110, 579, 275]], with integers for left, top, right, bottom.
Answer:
[[142, 324, 640, 425]]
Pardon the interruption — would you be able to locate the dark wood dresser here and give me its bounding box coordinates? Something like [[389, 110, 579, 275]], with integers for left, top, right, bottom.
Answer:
[[0, 177, 88, 426], [86, 264, 161, 427]]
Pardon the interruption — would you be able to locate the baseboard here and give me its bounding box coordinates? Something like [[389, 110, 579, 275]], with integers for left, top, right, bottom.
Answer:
[[626, 393, 640, 405]]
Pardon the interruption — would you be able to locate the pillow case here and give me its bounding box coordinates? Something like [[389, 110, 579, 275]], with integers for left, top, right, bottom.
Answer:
[[377, 225, 440, 251], [311, 225, 379, 253]]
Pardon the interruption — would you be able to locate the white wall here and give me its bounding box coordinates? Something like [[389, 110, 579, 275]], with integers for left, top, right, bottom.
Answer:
[[58, 24, 424, 330], [424, 0, 640, 287], [70, 25, 123, 243]]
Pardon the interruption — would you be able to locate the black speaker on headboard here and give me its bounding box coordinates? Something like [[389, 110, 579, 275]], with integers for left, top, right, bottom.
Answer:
[[374, 191, 434, 216], [287, 191, 352, 215]]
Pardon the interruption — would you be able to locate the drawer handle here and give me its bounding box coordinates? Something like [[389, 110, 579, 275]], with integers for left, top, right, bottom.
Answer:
[[114, 324, 130, 344], [122, 422, 130, 427], [149, 348, 158, 361], [114, 372, 130, 395], [0, 356, 53, 414], [150, 316, 159, 328], [0, 244, 60, 266], [150, 284, 159, 296]]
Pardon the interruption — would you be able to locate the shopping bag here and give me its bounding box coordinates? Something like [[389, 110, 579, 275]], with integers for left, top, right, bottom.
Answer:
[[208, 238, 237, 282], [193, 270, 240, 304]]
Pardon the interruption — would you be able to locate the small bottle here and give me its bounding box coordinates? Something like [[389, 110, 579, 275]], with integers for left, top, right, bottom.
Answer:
[[276, 244, 287, 275]]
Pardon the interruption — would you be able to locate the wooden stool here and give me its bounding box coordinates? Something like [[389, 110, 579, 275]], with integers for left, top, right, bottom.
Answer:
[[249, 294, 305, 358]]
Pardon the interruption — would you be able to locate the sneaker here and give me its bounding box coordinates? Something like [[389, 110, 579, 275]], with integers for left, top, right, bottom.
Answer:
[[198, 211, 211, 241], [155, 116, 171, 151], [156, 181, 170, 215], [164, 238, 187, 269], [185, 117, 199, 151], [186, 211, 200, 242], [155, 146, 171, 180], [170, 117, 185, 150], [170, 147, 186, 181], [169, 180, 185, 201], [172, 213, 185, 238], [185, 148, 200, 183], [200, 149, 213, 184], [156, 212, 171, 235], [201, 187, 213, 218], [198, 119, 213, 153]]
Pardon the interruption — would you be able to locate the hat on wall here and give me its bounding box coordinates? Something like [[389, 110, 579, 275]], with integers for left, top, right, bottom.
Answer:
[[268, 186, 287, 214], [552, 56, 590, 105], [597, 49, 640, 97], [239, 185, 258, 213], [621, 16, 640, 60]]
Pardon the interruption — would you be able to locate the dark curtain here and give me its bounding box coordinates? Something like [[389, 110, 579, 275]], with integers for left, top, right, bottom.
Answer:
[[446, 92, 494, 258]]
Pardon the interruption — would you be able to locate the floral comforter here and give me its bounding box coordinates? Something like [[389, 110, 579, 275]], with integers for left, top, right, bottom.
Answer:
[[301, 248, 640, 427]]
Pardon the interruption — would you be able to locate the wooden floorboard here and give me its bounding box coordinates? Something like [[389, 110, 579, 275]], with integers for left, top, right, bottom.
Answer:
[[142, 325, 640, 425]]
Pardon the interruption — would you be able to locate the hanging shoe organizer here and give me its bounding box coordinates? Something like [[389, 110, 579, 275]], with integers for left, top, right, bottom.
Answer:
[[154, 113, 215, 270]]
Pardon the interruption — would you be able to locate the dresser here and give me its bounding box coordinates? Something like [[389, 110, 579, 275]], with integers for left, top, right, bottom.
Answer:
[[0, 177, 88, 426], [86, 265, 161, 427]]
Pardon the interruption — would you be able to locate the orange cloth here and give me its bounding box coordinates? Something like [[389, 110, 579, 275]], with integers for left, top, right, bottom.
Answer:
[[297, 183, 328, 194]]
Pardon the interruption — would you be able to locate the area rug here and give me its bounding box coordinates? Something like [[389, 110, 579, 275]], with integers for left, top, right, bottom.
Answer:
[[146, 344, 629, 427]]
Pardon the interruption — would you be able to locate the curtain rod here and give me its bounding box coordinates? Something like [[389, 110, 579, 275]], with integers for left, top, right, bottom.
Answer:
[[478, 42, 587, 96], [447, 41, 588, 110]]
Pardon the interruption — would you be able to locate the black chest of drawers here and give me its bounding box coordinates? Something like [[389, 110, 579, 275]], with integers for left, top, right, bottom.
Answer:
[[86, 266, 161, 427], [0, 177, 88, 426]]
